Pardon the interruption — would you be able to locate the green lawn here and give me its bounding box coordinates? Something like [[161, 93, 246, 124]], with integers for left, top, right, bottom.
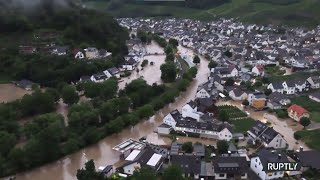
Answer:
[[218, 105, 247, 120], [270, 71, 320, 82], [231, 118, 256, 133], [291, 96, 320, 122], [265, 66, 286, 76], [295, 130, 320, 151]]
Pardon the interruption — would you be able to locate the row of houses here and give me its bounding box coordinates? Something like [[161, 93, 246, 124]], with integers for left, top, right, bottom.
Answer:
[[110, 138, 320, 180]]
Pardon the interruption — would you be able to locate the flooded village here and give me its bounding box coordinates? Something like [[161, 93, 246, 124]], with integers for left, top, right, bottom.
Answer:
[[3, 17, 320, 180]]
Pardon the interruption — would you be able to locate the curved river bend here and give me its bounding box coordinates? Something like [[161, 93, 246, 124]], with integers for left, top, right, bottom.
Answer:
[[15, 45, 210, 180]]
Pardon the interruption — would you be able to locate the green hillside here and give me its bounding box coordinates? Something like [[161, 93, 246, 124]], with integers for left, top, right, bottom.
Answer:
[[84, 0, 320, 27]]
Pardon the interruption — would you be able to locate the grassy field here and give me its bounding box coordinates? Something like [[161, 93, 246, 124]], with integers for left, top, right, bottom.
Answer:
[[269, 71, 320, 82], [265, 66, 286, 76], [295, 129, 320, 151], [232, 118, 256, 133], [291, 96, 320, 122], [84, 0, 320, 27], [218, 105, 255, 133]]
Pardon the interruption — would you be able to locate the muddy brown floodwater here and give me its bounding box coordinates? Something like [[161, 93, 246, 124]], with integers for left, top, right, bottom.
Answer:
[[14, 45, 209, 180], [0, 84, 31, 103], [118, 41, 166, 89]]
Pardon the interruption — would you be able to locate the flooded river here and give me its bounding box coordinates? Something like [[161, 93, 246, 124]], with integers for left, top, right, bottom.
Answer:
[[14, 45, 210, 180]]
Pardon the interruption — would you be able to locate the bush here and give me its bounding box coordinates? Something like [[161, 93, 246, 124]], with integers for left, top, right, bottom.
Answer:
[[141, 59, 149, 67], [293, 132, 301, 140]]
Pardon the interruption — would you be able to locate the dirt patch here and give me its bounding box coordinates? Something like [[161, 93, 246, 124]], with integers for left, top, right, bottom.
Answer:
[[0, 83, 31, 103]]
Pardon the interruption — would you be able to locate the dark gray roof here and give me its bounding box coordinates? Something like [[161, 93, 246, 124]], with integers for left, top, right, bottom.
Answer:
[[187, 100, 197, 109], [176, 119, 233, 133], [193, 144, 205, 157], [107, 67, 120, 75], [256, 149, 289, 172], [212, 156, 249, 174], [171, 155, 201, 174], [158, 123, 172, 128], [170, 109, 182, 122], [16, 79, 33, 88], [101, 165, 113, 174], [309, 92, 320, 100], [248, 121, 280, 144], [286, 80, 296, 88], [268, 92, 288, 102], [271, 82, 283, 89], [296, 150, 320, 169], [93, 72, 107, 80]]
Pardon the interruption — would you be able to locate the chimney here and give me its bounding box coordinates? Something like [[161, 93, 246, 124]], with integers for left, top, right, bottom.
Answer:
[[300, 146, 304, 152], [278, 154, 281, 160]]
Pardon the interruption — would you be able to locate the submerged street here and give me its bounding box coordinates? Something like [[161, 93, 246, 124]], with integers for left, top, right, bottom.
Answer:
[[15, 42, 211, 180]]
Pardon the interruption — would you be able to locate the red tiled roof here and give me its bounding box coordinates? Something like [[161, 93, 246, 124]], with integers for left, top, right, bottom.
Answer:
[[255, 65, 264, 72], [287, 104, 308, 118]]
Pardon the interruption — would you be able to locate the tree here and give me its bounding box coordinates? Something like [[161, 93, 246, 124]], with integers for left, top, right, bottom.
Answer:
[[77, 160, 104, 180], [219, 110, 229, 122], [182, 142, 193, 153], [168, 38, 179, 48], [208, 61, 218, 69], [217, 140, 229, 154], [165, 53, 175, 62], [141, 59, 149, 67], [131, 167, 157, 180], [193, 55, 200, 65], [0, 131, 16, 156], [300, 117, 311, 129], [264, 88, 272, 96], [165, 45, 174, 55], [46, 88, 60, 102], [225, 78, 234, 86], [62, 85, 79, 105], [161, 62, 177, 82], [254, 81, 263, 87], [162, 165, 184, 180], [131, 34, 136, 39], [177, 79, 190, 91], [242, 99, 249, 107]]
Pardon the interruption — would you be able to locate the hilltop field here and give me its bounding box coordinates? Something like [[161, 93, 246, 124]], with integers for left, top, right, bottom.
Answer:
[[84, 0, 320, 27]]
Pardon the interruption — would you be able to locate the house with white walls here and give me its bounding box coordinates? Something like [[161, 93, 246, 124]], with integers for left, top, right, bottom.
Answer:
[[250, 149, 289, 180]]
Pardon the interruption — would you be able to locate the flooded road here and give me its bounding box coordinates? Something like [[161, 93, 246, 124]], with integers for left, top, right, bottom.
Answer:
[[216, 100, 309, 151], [0, 84, 31, 103], [119, 41, 166, 89], [15, 45, 210, 180]]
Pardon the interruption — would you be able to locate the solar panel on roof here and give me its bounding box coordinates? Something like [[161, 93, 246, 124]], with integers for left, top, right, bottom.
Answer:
[[218, 163, 239, 168]]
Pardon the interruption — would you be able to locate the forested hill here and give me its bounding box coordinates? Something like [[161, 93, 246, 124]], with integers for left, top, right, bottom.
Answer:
[[0, 0, 128, 53], [85, 0, 320, 27]]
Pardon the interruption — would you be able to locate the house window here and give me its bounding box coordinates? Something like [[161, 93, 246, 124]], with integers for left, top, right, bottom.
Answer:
[[274, 172, 278, 175], [255, 165, 257, 168], [255, 159, 257, 162], [219, 174, 224, 177]]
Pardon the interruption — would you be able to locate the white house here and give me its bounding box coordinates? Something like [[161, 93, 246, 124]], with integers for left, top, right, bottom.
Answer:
[[175, 119, 233, 141], [306, 76, 320, 89], [228, 88, 248, 101], [90, 72, 109, 83], [213, 156, 249, 180], [73, 49, 85, 59], [247, 121, 287, 149], [163, 110, 182, 129], [250, 149, 288, 180], [119, 147, 164, 176], [182, 101, 202, 121], [251, 65, 265, 77]]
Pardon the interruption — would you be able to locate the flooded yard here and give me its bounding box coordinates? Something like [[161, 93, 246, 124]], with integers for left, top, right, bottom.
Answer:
[[216, 100, 309, 150], [0, 83, 31, 103], [119, 41, 166, 89]]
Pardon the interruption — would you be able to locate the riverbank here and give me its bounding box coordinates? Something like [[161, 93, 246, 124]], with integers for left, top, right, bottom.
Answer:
[[13, 44, 209, 180]]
